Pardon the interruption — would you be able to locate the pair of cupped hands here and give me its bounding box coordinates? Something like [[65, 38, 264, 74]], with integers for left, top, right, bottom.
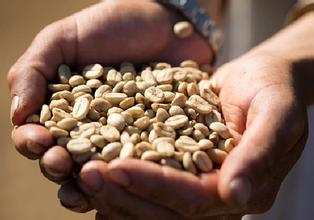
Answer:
[[8, 1, 308, 220]]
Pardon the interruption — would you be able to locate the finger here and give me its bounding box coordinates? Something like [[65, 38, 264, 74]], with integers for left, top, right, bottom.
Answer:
[[7, 20, 68, 125], [39, 146, 74, 183], [58, 180, 93, 213], [100, 159, 233, 217], [218, 85, 307, 208], [12, 124, 54, 159], [79, 161, 184, 220]]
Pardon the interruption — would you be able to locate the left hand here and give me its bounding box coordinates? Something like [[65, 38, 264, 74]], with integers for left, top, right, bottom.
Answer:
[[62, 50, 308, 219]]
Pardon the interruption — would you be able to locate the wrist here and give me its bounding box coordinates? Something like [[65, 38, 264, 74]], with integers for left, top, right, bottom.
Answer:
[[247, 12, 314, 105]]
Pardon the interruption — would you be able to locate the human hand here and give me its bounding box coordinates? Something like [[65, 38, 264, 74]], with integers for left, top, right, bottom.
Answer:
[[75, 51, 308, 219], [8, 0, 212, 185]]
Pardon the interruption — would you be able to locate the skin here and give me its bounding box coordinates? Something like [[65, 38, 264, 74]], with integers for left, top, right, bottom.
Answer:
[[7, 0, 314, 218]]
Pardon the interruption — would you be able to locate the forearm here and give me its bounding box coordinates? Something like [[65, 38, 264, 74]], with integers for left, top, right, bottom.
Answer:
[[249, 12, 314, 105]]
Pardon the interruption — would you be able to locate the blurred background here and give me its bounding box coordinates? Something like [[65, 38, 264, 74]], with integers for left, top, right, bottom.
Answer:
[[1, 0, 314, 220]]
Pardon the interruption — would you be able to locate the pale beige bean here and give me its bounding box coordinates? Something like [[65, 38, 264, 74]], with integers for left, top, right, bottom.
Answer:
[[141, 151, 162, 161], [177, 126, 194, 136], [86, 79, 102, 89], [144, 87, 164, 103], [156, 141, 175, 157], [163, 91, 175, 102], [218, 138, 235, 153], [160, 158, 182, 170], [136, 81, 150, 93], [51, 90, 74, 103], [207, 148, 227, 164], [49, 99, 70, 112], [151, 103, 170, 112], [180, 60, 199, 69], [69, 75, 86, 87], [98, 116, 107, 125], [153, 62, 171, 70], [101, 142, 122, 162], [140, 131, 149, 142], [183, 152, 197, 174], [156, 108, 170, 122], [209, 131, 220, 144], [192, 151, 213, 172], [153, 122, 176, 139], [57, 118, 78, 130], [48, 84, 71, 92], [187, 82, 199, 97], [169, 105, 185, 116], [175, 136, 200, 152], [58, 64, 72, 84], [120, 143, 135, 159], [174, 151, 184, 162], [112, 81, 126, 93], [122, 72, 134, 81], [135, 141, 154, 157], [125, 106, 144, 119], [192, 130, 205, 141], [130, 133, 141, 144], [184, 107, 197, 120], [209, 122, 230, 139], [95, 85, 112, 98], [198, 139, 214, 150], [157, 84, 173, 92], [194, 123, 210, 137], [49, 127, 69, 138], [104, 93, 128, 105], [121, 112, 134, 125], [51, 108, 72, 121], [174, 21, 194, 38], [165, 115, 189, 129], [141, 70, 157, 86], [119, 97, 135, 109], [83, 64, 103, 79], [177, 82, 188, 95], [40, 104, 51, 124], [90, 98, 111, 112], [72, 85, 92, 94], [90, 135, 107, 148], [152, 137, 175, 149], [173, 68, 188, 81], [44, 120, 57, 128], [72, 97, 90, 120], [200, 88, 220, 106], [100, 125, 120, 142], [171, 93, 187, 107], [156, 69, 173, 84], [186, 95, 212, 114], [107, 113, 125, 131], [120, 131, 131, 145], [106, 69, 122, 85], [134, 116, 151, 130], [125, 126, 141, 135], [123, 80, 138, 96]]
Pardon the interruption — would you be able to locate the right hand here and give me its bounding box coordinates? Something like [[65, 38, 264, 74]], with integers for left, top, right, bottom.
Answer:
[[8, 0, 213, 214]]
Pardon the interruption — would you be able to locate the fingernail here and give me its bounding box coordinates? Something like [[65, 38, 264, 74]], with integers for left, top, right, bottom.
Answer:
[[10, 96, 19, 125], [229, 176, 251, 206], [80, 169, 103, 193], [107, 169, 130, 187]]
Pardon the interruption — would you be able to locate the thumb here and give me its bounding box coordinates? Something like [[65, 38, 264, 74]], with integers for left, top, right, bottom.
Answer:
[[7, 19, 75, 125], [218, 86, 307, 208]]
